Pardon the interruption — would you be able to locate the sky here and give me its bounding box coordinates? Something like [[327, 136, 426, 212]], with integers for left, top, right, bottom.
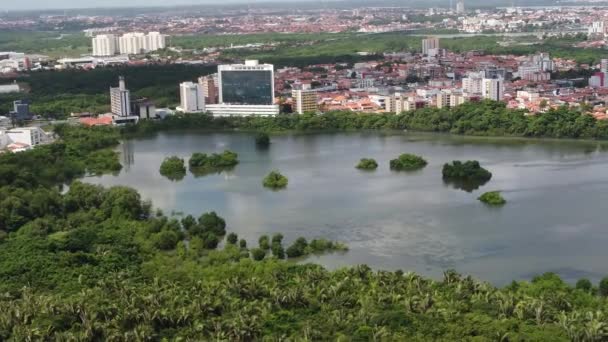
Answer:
[[0, 0, 283, 11]]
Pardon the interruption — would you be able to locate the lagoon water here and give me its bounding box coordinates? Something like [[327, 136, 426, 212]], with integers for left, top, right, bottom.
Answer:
[[86, 131, 608, 285]]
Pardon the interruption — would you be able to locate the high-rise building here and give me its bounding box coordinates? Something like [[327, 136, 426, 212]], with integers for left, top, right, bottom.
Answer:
[[462, 72, 484, 94], [601, 59, 608, 73], [110, 76, 131, 117], [145, 32, 167, 52], [456, 0, 465, 13], [218, 60, 274, 105], [198, 75, 218, 104], [482, 78, 504, 101], [177, 82, 205, 113], [292, 85, 318, 114], [421, 37, 440, 56], [119, 33, 146, 55], [10, 100, 32, 121], [92, 34, 117, 56]]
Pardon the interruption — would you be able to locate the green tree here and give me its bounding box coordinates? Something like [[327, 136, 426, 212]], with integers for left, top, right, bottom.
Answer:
[[251, 248, 266, 261]]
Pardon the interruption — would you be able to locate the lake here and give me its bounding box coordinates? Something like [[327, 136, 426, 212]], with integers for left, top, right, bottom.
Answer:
[[86, 131, 608, 285]]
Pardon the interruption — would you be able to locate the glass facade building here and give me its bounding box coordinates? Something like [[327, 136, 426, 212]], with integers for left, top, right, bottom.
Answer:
[[220, 70, 273, 105]]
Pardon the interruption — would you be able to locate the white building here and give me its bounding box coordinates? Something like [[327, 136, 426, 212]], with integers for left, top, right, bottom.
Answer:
[[209, 60, 279, 116], [92, 34, 117, 56], [456, 0, 465, 14], [589, 21, 607, 36], [145, 32, 167, 51], [0, 127, 53, 152], [462, 72, 484, 95], [177, 82, 205, 113], [117, 32, 167, 55], [110, 76, 131, 117], [421, 37, 440, 56], [482, 78, 505, 101]]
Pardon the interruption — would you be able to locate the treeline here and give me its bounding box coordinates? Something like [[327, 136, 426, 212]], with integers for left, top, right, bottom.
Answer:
[[127, 100, 608, 140]]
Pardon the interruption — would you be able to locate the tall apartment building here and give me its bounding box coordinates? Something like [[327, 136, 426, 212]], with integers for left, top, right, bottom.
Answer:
[[421, 37, 440, 56], [178, 82, 205, 113], [118, 33, 146, 55], [456, 0, 465, 13], [110, 76, 131, 117], [292, 85, 318, 114], [92, 34, 117, 56], [198, 75, 218, 104], [462, 72, 484, 94], [482, 78, 504, 101], [114, 32, 167, 55], [600, 59, 608, 73]]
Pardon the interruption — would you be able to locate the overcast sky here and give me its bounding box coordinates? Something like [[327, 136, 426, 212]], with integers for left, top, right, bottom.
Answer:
[[1, 0, 275, 11]]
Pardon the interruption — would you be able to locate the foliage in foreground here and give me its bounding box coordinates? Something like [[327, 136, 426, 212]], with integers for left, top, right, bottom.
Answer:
[[478, 191, 507, 206], [263, 171, 289, 190], [389, 153, 428, 171], [356, 158, 379, 170]]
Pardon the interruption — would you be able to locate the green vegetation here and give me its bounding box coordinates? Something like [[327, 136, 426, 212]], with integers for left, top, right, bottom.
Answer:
[[255, 132, 271, 147], [0, 31, 90, 58], [188, 150, 239, 176], [356, 158, 378, 170], [478, 191, 507, 206], [127, 101, 608, 140], [390, 153, 428, 171], [443, 160, 493, 192], [263, 170, 288, 190], [159, 156, 186, 181], [5, 124, 608, 339], [443, 160, 493, 182]]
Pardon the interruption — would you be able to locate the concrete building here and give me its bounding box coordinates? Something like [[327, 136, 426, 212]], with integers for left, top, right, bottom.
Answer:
[[117, 32, 167, 55], [482, 78, 505, 101], [292, 85, 318, 114], [10, 100, 32, 121], [198, 75, 217, 104], [209, 60, 279, 116], [421, 37, 440, 56], [92, 34, 117, 56], [0, 126, 53, 152], [119, 33, 146, 55], [462, 72, 484, 94], [131, 98, 156, 119], [110, 76, 131, 117], [456, 0, 465, 14], [177, 82, 205, 113], [601, 59, 608, 73]]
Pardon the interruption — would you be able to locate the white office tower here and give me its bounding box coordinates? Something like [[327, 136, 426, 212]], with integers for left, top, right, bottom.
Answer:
[[177, 82, 205, 113], [421, 37, 440, 56], [456, 0, 465, 14], [206, 60, 279, 116], [145, 32, 167, 51], [92, 34, 117, 56], [482, 78, 504, 101], [110, 76, 131, 116]]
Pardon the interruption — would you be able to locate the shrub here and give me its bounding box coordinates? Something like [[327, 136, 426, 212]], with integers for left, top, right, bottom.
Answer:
[[251, 248, 266, 261], [356, 158, 378, 170], [263, 171, 288, 190], [478, 191, 506, 206], [389, 154, 427, 171]]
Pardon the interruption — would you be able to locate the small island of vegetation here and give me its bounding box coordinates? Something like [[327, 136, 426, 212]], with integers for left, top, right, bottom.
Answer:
[[188, 150, 239, 176], [255, 132, 271, 148], [356, 158, 378, 170], [159, 156, 186, 181], [263, 170, 288, 190], [389, 153, 428, 171], [442, 160, 493, 192], [478, 191, 507, 206]]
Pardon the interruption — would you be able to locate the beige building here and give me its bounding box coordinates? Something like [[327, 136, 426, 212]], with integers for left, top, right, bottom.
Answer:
[[292, 87, 318, 114]]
